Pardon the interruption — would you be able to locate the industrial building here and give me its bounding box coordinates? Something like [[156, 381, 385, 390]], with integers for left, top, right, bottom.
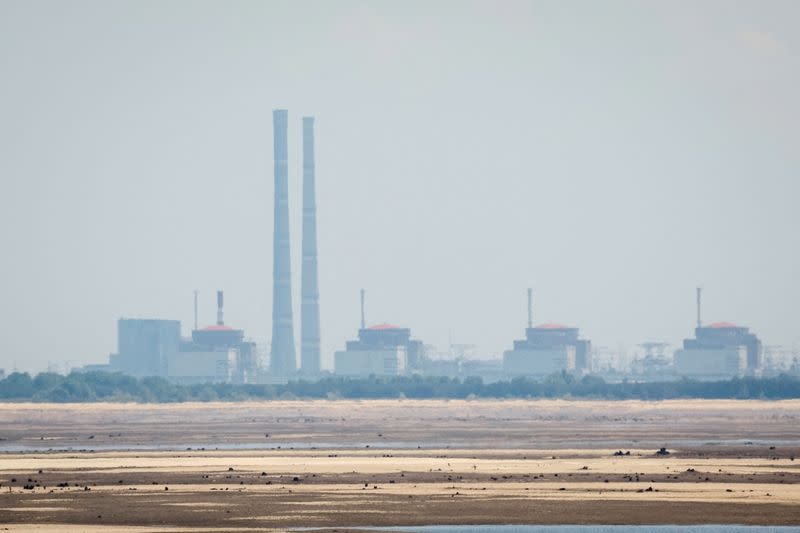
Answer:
[[169, 291, 259, 384], [104, 292, 258, 384], [421, 357, 460, 378], [460, 359, 504, 382], [673, 289, 762, 380], [334, 324, 416, 377], [682, 323, 762, 373], [167, 349, 238, 383], [334, 290, 424, 377], [502, 289, 591, 378], [97, 109, 322, 383], [630, 342, 673, 380], [109, 318, 180, 377]]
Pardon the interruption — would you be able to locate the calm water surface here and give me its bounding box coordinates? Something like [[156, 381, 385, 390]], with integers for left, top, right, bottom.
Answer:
[[355, 527, 798, 533]]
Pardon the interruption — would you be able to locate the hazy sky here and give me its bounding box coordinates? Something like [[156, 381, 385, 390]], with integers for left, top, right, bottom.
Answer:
[[1, 1, 798, 373]]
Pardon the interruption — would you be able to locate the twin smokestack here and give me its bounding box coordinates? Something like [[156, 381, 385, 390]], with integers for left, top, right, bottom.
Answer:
[[269, 109, 321, 376]]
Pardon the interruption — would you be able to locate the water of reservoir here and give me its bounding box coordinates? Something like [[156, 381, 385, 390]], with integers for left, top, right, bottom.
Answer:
[[352, 526, 797, 533]]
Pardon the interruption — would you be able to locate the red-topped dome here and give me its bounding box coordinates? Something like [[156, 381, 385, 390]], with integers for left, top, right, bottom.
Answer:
[[708, 321, 739, 329], [367, 323, 403, 330], [536, 323, 570, 329]]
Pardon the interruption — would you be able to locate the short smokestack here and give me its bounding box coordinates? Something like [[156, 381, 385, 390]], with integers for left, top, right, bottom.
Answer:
[[696, 287, 702, 329], [527, 288, 533, 329], [360, 289, 366, 330], [217, 290, 224, 326]]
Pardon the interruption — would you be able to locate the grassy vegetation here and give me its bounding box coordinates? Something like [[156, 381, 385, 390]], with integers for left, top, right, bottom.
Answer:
[[1, 370, 799, 402]]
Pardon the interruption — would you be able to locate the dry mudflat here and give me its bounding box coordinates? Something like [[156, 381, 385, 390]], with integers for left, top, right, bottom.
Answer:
[[0, 399, 799, 531]]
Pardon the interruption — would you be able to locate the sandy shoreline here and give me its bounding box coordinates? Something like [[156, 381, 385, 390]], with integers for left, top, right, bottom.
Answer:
[[1, 400, 799, 529], [2, 399, 800, 451]]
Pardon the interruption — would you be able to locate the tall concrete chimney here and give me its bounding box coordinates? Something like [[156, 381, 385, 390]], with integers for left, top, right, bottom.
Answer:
[[270, 109, 297, 375], [300, 116, 321, 375]]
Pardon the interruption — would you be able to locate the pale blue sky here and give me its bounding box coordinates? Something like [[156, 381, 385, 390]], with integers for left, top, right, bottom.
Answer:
[[1, 1, 798, 372]]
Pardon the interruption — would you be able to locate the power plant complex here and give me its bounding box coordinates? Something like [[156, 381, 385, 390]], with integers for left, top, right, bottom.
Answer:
[[99, 109, 322, 383], [86, 109, 779, 384]]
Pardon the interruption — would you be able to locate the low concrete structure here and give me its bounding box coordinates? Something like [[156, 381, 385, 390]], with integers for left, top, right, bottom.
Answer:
[[673, 346, 747, 380], [421, 358, 460, 378], [75, 364, 113, 373], [504, 346, 576, 378], [167, 349, 237, 384], [334, 347, 406, 377], [461, 359, 504, 382]]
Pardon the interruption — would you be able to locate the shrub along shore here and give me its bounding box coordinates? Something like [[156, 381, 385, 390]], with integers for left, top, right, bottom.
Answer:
[[0, 370, 799, 402]]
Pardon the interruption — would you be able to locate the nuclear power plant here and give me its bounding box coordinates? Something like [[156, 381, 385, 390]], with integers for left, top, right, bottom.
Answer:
[[98, 108, 321, 383], [86, 109, 779, 384]]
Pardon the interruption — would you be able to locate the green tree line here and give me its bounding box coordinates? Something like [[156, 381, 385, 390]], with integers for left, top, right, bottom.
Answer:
[[1, 371, 799, 402]]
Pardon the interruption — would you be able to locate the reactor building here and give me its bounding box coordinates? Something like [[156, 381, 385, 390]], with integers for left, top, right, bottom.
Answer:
[[334, 290, 424, 377], [107, 291, 258, 383], [167, 291, 259, 384], [502, 289, 591, 378], [673, 289, 761, 380]]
